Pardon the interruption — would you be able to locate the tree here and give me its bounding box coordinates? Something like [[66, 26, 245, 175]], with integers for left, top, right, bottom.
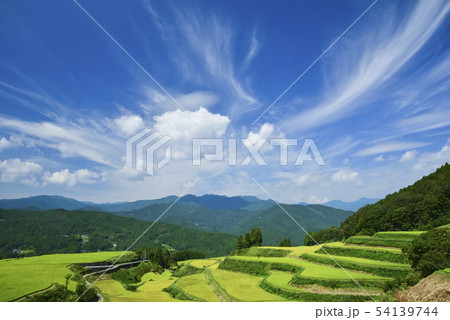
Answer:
[[278, 238, 292, 247], [250, 228, 263, 246], [64, 273, 72, 288], [405, 227, 450, 277], [162, 248, 171, 268], [236, 235, 245, 250], [244, 233, 251, 248]]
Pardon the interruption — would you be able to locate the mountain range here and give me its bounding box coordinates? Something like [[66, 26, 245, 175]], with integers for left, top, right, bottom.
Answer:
[[0, 194, 352, 246]]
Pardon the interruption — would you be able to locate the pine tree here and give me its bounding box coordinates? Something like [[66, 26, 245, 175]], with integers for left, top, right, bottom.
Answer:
[[236, 235, 245, 250], [278, 238, 292, 247], [250, 228, 263, 246], [244, 233, 251, 248]]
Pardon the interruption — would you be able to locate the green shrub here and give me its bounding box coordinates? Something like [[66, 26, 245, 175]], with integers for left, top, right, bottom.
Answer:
[[218, 258, 269, 276], [260, 278, 375, 301], [172, 264, 203, 278], [233, 247, 291, 257], [317, 246, 409, 264], [300, 253, 411, 278], [405, 228, 450, 277]]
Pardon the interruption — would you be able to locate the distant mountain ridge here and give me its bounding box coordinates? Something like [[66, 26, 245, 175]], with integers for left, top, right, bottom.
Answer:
[[322, 198, 380, 212], [0, 194, 352, 246], [0, 194, 275, 212]]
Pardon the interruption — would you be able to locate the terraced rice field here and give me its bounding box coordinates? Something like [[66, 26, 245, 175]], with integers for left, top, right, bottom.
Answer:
[[210, 269, 286, 301], [0, 251, 125, 301], [188, 259, 218, 268], [96, 272, 179, 302], [229, 256, 390, 280], [174, 273, 220, 301]]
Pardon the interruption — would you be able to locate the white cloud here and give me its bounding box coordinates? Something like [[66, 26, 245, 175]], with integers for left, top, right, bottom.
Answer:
[[398, 150, 418, 162], [308, 195, 329, 204], [247, 123, 275, 144], [0, 117, 121, 166], [141, 90, 219, 114], [153, 107, 230, 159], [294, 174, 309, 186], [332, 169, 360, 184], [413, 141, 450, 171], [353, 141, 429, 156], [43, 169, 100, 187], [0, 137, 12, 151], [0, 158, 43, 185], [283, 0, 450, 133], [113, 115, 145, 136], [375, 155, 384, 162]]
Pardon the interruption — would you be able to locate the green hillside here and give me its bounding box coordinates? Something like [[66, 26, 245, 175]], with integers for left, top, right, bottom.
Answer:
[[0, 209, 236, 258], [307, 163, 450, 243], [119, 202, 352, 246]]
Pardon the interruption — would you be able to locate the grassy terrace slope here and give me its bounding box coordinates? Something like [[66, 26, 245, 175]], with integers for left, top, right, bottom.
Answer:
[[96, 271, 179, 302], [345, 231, 423, 249], [227, 256, 389, 281], [0, 251, 125, 301]]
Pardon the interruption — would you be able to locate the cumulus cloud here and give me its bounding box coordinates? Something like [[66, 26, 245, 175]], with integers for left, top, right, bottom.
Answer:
[[43, 169, 100, 187], [0, 137, 12, 151], [113, 115, 145, 136], [332, 169, 360, 184], [308, 195, 329, 204], [398, 150, 418, 162], [153, 107, 230, 159], [413, 141, 450, 171], [0, 158, 43, 185], [247, 123, 275, 144], [294, 174, 309, 186]]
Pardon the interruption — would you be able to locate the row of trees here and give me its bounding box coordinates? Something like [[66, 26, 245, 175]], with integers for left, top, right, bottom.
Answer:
[[236, 228, 263, 249]]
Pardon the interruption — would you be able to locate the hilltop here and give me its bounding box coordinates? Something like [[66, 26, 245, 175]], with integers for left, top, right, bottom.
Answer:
[[309, 163, 450, 243]]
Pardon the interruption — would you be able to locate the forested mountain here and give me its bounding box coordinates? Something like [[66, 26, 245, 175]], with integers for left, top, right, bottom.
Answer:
[[309, 163, 450, 243], [0, 194, 274, 212], [0, 195, 87, 211], [0, 194, 352, 247], [0, 209, 237, 259], [118, 202, 353, 245]]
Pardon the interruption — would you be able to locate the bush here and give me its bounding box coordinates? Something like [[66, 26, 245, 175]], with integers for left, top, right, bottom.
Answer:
[[172, 264, 203, 278], [317, 246, 410, 264], [218, 258, 269, 276], [405, 228, 450, 277], [300, 253, 411, 278]]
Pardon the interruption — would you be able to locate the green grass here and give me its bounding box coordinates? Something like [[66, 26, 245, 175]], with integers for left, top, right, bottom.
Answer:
[[305, 252, 410, 268], [211, 269, 286, 301], [174, 273, 220, 301], [229, 256, 389, 280], [0, 251, 125, 301], [325, 242, 402, 253], [345, 236, 413, 249], [372, 231, 424, 238], [96, 276, 179, 302], [266, 270, 301, 291], [317, 244, 409, 264], [188, 259, 218, 268]]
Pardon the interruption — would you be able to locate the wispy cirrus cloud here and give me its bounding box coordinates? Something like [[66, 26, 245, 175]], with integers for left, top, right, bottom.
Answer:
[[353, 141, 429, 157], [282, 0, 450, 133], [141, 0, 260, 117]]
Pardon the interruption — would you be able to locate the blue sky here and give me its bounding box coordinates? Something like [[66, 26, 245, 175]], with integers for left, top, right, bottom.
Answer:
[[0, 0, 449, 203]]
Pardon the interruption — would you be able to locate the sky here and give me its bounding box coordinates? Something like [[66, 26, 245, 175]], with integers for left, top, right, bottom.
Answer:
[[0, 0, 449, 204]]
